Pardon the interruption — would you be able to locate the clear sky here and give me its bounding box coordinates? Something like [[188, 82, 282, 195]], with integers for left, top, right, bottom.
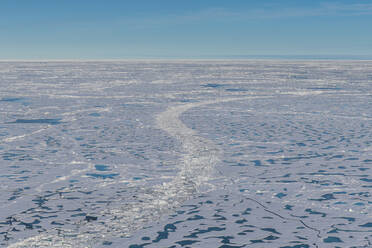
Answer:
[[1, 0, 372, 59]]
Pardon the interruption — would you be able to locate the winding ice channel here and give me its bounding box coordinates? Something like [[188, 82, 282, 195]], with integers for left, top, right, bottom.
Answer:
[[9, 97, 254, 247]]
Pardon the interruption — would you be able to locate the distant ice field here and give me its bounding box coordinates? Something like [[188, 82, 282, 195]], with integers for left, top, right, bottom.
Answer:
[[0, 61, 371, 247]]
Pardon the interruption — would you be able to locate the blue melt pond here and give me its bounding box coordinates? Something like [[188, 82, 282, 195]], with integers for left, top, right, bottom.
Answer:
[[202, 83, 226, 88], [323, 236, 343, 243], [0, 97, 23, 102], [86, 173, 119, 179], [9, 119, 62, 125], [276, 193, 287, 199], [225, 88, 248, 92], [359, 222, 372, 228], [89, 113, 101, 117], [95, 165, 110, 171]]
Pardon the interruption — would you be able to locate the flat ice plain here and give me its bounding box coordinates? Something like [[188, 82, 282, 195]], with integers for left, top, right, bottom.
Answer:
[[0, 60, 371, 248]]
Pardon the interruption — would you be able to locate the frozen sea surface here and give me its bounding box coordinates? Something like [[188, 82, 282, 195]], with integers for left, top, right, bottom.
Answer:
[[0, 60, 371, 247]]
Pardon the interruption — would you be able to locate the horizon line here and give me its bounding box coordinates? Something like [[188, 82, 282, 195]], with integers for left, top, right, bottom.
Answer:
[[1, 55, 372, 62]]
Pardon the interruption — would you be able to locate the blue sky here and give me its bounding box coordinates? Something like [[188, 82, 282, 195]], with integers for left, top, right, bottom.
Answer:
[[1, 0, 372, 59]]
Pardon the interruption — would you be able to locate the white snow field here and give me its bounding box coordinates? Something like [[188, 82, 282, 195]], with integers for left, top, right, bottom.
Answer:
[[0, 60, 371, 247]]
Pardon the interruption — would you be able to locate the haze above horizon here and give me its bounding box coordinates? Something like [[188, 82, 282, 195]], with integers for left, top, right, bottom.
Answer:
[[1, 0, 372, 59]]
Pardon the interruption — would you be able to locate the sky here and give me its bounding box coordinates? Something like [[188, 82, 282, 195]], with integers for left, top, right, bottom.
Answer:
[[1, 0, 372, 59]]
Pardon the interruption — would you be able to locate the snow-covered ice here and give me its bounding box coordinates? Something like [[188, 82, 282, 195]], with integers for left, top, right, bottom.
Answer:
[[0, 60, 371, 247]]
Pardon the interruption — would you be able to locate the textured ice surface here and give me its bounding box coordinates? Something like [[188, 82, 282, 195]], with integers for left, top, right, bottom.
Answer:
[[0, 61, 371, 247]]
